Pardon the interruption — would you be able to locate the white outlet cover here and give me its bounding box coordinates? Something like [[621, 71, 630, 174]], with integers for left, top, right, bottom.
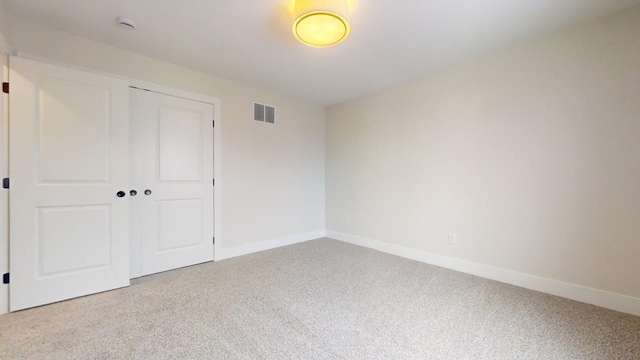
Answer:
[[448, 233, 457, 244]]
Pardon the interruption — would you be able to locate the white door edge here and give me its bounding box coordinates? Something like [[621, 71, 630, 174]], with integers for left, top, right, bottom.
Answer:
[[0, 55, 8, 315]]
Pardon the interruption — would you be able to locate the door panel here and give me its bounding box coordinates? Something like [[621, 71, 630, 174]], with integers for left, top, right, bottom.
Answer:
[[38, 78, 111, 183], [159, 106, 203, 181], [39, 205, 110, 275], [130, 89, 213, 277], [9, 57, 130, 311], [159, 199, 203, 251]]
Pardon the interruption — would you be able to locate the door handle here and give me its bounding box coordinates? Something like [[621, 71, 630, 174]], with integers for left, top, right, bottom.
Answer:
[[144, 189, 152, 195], [130, 190, 138, 196], [116, 191, 126, 198]]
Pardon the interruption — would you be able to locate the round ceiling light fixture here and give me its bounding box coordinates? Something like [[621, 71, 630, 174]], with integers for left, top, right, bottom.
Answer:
[[292, 0, 351, 48]]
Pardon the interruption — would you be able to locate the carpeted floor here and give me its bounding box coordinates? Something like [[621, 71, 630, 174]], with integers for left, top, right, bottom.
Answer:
[[0, 238, 639, 359]]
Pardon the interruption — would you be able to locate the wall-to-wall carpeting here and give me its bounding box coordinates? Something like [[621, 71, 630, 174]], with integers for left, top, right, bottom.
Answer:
[[1, 239, 638, 359]]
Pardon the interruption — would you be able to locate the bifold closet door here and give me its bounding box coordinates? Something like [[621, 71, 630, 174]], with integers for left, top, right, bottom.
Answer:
[[9, 57, 130, 311], [130, 89, 214, 278]]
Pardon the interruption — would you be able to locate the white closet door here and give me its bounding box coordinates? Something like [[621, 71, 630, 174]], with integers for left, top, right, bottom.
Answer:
[[9, 57, 130, 311], [130, 88, 214, 277]]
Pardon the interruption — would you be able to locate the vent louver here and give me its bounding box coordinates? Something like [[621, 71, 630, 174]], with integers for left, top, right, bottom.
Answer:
[[265, 106, 275, 124], [254, 103, 265, 122], [253, 102, 276, 124]]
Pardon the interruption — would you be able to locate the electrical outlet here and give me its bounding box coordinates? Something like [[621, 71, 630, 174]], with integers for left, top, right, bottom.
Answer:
[[448, 233, 457, 244]]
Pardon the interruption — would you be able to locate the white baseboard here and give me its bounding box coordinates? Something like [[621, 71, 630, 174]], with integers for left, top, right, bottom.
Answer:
[[326, 230, 640, 317], [215, 230, 326, 261]]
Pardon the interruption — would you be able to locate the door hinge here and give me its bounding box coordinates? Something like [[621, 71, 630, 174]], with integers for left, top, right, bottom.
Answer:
[[2, 273, 8, 284], [212, 179, 215, 186], [213, 237, 215, 245], [2, 82, 8, 94], [2, 178, 8, 189], [212, 120, 215, 128]]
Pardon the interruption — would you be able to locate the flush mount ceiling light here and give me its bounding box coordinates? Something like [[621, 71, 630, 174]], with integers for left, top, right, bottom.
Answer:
[[292, 0, 351, 48]]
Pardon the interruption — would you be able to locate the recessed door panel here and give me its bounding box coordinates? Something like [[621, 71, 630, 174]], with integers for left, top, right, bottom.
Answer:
[[9, 57, 130, 311], [38, 78, 110, 183], [130, 88, 213, 278], [39, 205, 110, 276], [159, 106, 202, 182], [159, 199, 203, 251]]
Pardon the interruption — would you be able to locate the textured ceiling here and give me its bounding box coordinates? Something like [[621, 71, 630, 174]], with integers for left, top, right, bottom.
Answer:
[[4, 0, 639, 105]]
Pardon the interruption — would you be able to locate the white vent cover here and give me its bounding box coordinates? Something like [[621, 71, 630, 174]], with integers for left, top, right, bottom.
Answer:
[[253, 102, 276, 124]]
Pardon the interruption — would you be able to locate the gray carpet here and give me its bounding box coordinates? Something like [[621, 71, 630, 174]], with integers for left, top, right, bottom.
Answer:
[[0, 238, 638, 359]]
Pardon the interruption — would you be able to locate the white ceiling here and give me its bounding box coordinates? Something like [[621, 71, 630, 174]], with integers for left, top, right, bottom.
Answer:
[[4, 0, 639, 105]]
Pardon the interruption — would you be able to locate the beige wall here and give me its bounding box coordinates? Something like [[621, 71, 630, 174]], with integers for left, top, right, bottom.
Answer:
[[0, 2, 9, 53], [8, 18, 326, 251], [326, 7, 640, 299]]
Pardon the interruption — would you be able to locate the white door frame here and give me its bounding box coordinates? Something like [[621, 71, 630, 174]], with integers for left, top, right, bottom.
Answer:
[[0, 53, 222, 314]]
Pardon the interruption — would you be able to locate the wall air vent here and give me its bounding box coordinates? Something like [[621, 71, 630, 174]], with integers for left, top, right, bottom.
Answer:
[[253, 102, 276, 124]]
